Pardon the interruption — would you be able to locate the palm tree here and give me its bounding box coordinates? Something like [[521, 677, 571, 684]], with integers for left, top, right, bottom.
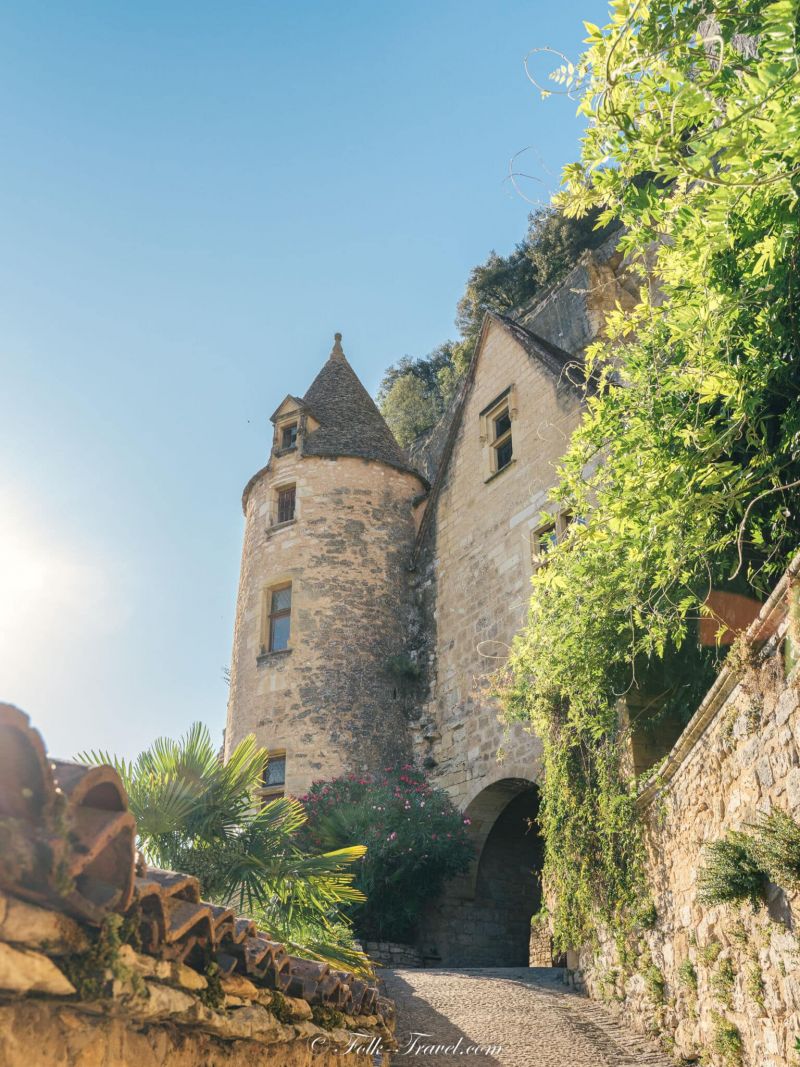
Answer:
[[81, 723, 371, 976]]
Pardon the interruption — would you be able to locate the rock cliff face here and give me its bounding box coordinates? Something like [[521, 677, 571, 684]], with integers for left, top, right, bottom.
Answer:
[[576, 559, 800, 1067]]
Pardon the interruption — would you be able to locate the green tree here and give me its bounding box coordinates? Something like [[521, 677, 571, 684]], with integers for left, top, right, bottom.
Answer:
[[380, 368, 445, 448], [506, 0, 800, 950], [379, 206, 617, 446], [81, 724, 371, 975], [455, 245, 539, 341]]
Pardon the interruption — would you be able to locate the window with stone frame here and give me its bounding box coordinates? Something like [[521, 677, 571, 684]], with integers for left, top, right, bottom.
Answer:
[[531, 511, 574, 570], [260, 751, 286, 800], [265, 584, 292, 652], [480, 388, 516, 479], [280, 422, 298, 450], [491, 405, 513, 472], [276, 484, 296, 524]]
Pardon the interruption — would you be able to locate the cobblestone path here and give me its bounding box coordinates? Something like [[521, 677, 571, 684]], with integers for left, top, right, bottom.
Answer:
[[380, 968, 673, 1067]]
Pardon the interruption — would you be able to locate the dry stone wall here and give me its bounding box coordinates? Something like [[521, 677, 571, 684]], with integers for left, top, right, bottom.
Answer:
[[576, 576, 800, 1066], [0, 976, 388, 1067]]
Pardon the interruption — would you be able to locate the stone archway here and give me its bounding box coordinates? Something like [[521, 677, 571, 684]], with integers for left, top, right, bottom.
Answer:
[[416, 778, 544, 966]]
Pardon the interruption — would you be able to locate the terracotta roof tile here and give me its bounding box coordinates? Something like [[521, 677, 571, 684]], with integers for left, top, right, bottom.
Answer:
[[0, 703, 384, 1018]]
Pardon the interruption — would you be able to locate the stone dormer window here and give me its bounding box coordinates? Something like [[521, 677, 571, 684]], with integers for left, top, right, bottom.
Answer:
[[276, 484, 296, 524], [281, 422, 298, 450], [260, 751, 286, 800], [480, 387, 517, 480]]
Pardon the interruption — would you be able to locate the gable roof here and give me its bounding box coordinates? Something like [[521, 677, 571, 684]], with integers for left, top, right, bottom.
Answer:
[[301, 334, 425, 481], [490, 312, 585, 389], [269, 394, 309, 423], [411, 311, 584, 563]]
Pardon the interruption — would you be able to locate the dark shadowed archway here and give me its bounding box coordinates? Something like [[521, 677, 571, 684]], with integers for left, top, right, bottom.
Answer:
[[416, 778, 544, 966]]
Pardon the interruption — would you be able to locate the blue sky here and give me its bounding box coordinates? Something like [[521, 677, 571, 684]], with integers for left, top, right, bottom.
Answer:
[[0, 1, 608, 761]]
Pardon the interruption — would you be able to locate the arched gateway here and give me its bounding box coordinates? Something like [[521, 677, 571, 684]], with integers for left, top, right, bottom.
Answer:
[[417, 778, 545, 966]]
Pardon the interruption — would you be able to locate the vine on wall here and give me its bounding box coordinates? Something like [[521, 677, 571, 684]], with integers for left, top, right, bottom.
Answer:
[[504, 0, 800, 950]]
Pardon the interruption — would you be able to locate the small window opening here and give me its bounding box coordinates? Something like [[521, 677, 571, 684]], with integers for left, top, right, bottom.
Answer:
[[531, 512, 574, 570], [268, 584, 292, 651], [277, 485, 296, 524], [492, 407, 513, 472], [261, 752, 286, 799], [281, 423, 298, 450]]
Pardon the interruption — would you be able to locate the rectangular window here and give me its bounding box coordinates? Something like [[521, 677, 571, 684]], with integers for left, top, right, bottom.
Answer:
[[531, 521, 558, 569], [268, 584, 292, 651], [281, 423, 298, 450], [531, 512, 574, 570], [492, 407, 513, 472], [276, 485, 296, 524], [261, 752, 286, 798]]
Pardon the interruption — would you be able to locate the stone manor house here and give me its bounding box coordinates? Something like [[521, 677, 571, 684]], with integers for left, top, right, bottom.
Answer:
[[225, 237, 638, 967]]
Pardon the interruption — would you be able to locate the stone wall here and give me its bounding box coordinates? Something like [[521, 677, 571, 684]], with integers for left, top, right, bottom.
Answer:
[[362, 942, 423, 968], [413, 316, 584, 810], [575, 569, 800, 1066], [226, 452, 423, 796], [0, 999, 381, 1067]]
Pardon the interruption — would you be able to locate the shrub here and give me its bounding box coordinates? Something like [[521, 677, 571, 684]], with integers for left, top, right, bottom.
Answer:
[[711, 958, 736, 1010], [711, 1013, 743, 1067], [698, 939, 722, 967], [636, 899, 658, 930], [643, 963, 666, 1004], [677, 959, 698, 993], [300, 765, 473, 942], [697, 833, 769, 910], [746, 963, 766, 1011], [748, 809, 800, 889]]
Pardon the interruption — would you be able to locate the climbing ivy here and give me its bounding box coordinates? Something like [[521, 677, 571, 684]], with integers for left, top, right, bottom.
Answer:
[[505, 0, 800, 950]]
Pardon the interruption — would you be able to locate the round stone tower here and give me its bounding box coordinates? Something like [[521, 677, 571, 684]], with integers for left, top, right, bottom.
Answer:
[[225, 334, 428, 797]]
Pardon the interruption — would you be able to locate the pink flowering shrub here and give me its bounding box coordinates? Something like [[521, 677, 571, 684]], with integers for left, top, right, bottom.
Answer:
[[299, 764, 473, 941]]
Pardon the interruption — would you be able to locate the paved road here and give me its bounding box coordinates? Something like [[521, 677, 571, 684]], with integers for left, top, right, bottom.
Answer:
[[380, 968, 672, 1067]]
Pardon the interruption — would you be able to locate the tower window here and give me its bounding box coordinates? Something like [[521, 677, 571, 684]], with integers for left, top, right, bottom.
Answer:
[[492, 406, 513, 471], [268, 584, 292, 651], [280, 422, 298, 450], [261, 751, 286, 799], [276, 485, 296, 524]]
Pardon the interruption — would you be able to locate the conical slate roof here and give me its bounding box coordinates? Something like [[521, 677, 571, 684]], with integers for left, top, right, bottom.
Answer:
[[302, 334, 424, 481]]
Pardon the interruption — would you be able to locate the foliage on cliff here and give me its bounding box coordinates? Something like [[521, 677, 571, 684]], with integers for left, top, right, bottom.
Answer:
[[504, 0, 800, 950], [299, 765, 473, 942], [377, 206, 614, 446], [81, 724, 371, 975]]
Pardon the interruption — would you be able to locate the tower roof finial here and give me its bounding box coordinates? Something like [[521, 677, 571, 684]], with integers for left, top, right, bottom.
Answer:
[[330, 332, 345, 361]]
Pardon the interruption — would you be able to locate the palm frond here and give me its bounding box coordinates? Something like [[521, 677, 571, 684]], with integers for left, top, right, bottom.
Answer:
[[76, 724, 370, 976]]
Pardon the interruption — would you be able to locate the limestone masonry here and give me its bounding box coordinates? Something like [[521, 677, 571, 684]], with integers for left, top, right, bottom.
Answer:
[[577, 559, 800, 1067], [224, 240, 634, 965]]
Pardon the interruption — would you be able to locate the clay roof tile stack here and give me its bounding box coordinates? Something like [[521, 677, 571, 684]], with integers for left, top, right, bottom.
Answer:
[[0, 703, 384, 1021]]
